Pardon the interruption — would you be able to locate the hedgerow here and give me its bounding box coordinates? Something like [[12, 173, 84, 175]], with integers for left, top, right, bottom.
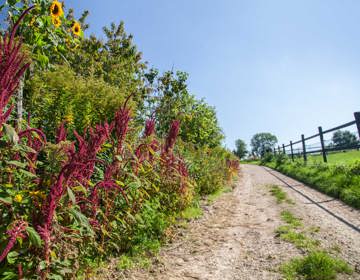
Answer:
[[0, 3, 239, 279]]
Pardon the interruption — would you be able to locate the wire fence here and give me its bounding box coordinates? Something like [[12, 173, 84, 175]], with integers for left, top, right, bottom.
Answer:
[[274, 112, 360, 163]]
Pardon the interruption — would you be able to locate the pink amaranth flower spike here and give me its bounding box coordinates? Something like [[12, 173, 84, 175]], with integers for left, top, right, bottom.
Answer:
[[0, 220, 28, 263], [164, 120, 180, 154], [144, 118, 156, 137], [0, 7, 34, 132], [55, 121, 67, 143]]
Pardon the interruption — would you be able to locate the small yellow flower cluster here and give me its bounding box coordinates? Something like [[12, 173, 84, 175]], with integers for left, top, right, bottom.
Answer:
[[14, 194, 23, 203]]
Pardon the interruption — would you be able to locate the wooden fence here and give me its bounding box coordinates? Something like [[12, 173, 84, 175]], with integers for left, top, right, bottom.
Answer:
[[274, 112, 360, 163]]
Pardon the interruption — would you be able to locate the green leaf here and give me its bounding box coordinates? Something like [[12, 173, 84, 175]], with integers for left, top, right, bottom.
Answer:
[[6, 251, 19, 264], [69, 207, 94, 235], [26, 227, 42, 247], [1, 271, 17, 280], [67, 187, 76, 204], [18, 169, 37, 179], [0, 194, 12, 205], [6, 160, 27, 169]]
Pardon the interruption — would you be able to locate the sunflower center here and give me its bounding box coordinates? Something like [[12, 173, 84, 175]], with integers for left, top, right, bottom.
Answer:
[[53, 5, 59, 15], [75, 26, 79, 32]]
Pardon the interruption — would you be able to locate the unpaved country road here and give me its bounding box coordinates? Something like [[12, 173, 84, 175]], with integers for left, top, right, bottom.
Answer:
[[96, 164, 360, 280]]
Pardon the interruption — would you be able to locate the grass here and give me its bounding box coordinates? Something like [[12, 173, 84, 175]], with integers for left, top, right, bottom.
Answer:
[[308, 150, 360, 165], [180, 205, 203, 220], [275, 210, 353, 279], [265, 158, 360, 209], [269, 185, 294, 204], [281, 251, 353, 280], [280, 211, 303, 228], [207, 186, 232, 203], [276, 210, 318, 251]]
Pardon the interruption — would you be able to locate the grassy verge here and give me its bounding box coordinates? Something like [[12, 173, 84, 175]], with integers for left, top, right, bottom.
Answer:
[[264, 157, 360, 209]]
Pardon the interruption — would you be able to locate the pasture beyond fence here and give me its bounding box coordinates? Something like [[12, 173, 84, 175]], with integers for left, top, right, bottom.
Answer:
[[275, 112, 360, 163]]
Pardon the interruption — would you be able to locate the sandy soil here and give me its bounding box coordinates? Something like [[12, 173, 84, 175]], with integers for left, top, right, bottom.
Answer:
[[94, 164, 360, 280]]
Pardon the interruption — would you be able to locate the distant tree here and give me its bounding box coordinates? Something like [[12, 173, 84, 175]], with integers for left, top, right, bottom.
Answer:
[[251, 133, 278, 157], [234, 139, 247, 159], [332, 130, 359, 148]]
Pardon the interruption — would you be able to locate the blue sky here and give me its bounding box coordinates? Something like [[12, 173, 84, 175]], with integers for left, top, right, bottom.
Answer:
[[17, 1, 360, 149]]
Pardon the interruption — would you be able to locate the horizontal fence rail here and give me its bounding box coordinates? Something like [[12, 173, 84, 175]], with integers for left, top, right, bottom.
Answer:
[[274, 112, 360, 163]]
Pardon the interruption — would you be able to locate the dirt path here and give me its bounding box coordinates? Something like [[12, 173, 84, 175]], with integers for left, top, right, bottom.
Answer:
[[96, 164, 360, 280]]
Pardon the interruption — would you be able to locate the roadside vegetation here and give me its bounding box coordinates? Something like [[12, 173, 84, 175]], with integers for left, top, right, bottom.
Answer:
[[0, 2, 239, 279], [269, 186, 353, 280], [263, 154, 360, 209]]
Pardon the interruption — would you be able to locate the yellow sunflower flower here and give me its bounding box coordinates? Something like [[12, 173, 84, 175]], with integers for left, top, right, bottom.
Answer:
[[14, 194, 23, 203], [71, 21, 81, 36], [50, 1, 64, 18], [52, 16, 61, 28]]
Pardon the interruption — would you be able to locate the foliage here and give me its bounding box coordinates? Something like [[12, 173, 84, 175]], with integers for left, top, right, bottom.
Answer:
[[265, 157, 360, 209], [233, 139, 247, 159], [25, 65, 132, 140], [250, 132, 278, 157], [3, 0, 86, 68], [332, 130, 359, 149], [142, 70, 224, 148], [0, 3, 240, 279]]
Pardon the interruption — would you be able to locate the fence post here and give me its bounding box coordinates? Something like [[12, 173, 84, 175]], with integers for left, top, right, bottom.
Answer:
[[290, 141, 294, 161], [282, 144, 285, 154], [301, 134, 307, 162], [318, 126, 327, 163], [273, 147, 276, 155], [355, 112, 360, 140]]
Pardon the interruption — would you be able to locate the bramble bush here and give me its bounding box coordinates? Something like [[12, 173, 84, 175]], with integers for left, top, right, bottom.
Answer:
[[0, 5, 239, 279]]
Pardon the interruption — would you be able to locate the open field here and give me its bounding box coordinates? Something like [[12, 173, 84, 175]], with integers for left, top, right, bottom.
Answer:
[[308, 150, 360, 165]]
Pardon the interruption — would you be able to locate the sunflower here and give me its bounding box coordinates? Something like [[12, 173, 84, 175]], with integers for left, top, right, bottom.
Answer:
[[50, 1, 64, 18], [71, 21, 81, 36], [51, 16, 61, 28]]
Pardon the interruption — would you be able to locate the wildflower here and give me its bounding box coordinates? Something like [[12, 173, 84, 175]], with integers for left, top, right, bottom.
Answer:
[[71, 21, 81, 36], [14, 194, 23, 203], [50, 1, 63, 18], [51, 16, 61, 28], [0, 220, 28, 263], [55, 121, 67, 143], [0, 7, 34, 132], [164, 120, 180, 153]]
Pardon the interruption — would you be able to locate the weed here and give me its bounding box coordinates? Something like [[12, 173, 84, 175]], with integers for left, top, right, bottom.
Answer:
[[280, 211, 303, 228], [269, 185, 293, 204], [281, 251, 352, 280], [207, 187, 232, 204], [181, 204, 203, 220]]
